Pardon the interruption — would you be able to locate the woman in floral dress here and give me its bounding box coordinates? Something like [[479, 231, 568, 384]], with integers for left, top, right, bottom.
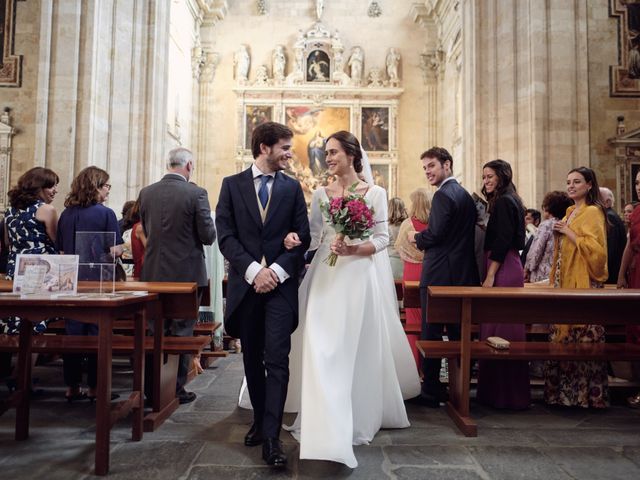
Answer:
[[544, 167, 608, 408]]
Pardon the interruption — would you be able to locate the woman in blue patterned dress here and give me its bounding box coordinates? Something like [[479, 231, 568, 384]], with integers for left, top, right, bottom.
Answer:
[[4, 167, 59, 278], [1, 167, 59, 391]]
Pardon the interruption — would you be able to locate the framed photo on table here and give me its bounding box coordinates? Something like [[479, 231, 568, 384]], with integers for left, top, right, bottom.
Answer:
[[13, 254, 79, 296]]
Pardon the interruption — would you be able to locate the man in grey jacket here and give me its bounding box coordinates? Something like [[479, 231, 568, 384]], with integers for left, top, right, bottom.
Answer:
[[139, 147, 216, 404]]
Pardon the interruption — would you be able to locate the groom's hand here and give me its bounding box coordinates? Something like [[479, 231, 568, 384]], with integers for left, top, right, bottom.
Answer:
[[284, 232, 302, 250], [254, 267, 279, 293]]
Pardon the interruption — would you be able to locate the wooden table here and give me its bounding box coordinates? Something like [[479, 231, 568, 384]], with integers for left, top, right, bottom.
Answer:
[[0, 292, 157, 475], [0, 279, 200, 432], [407, 284, 640, 436]]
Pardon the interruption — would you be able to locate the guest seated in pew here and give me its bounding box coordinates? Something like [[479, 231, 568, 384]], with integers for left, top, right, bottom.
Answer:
[[395, 188, 430, 370], [545, 167, 609, 409], [617, 169, 640, 408], [477, 159, 530, 410], [57, 166, 124, 402], [524, 191, 573, 283]]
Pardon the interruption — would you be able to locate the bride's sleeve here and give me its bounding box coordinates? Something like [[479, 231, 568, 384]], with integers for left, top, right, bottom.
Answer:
[[308, 189, 324, 252], [369, 187, 389, 253]]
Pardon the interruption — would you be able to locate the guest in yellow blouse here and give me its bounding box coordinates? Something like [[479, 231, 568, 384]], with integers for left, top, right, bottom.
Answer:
[[544, 166, 608, 408]]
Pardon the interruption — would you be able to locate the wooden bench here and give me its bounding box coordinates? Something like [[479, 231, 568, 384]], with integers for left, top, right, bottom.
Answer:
[[408, 284, 640, 437], [0, 293, 157, 475], [0, 334, 210, 355], [0, 279, 219, 432]]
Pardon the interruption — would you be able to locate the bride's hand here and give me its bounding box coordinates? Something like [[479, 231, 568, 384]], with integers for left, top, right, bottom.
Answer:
[[284, 232, 301, 250], [330, 238, 352, 256]]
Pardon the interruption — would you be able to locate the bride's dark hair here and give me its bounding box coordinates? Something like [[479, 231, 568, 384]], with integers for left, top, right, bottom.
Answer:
[[326, 131, 363, 173]]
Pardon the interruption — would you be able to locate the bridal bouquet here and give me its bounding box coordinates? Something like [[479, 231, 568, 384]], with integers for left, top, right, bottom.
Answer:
[[319, 185, 376, 266]]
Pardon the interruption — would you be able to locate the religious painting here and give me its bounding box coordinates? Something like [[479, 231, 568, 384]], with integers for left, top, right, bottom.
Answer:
[[306, 50, 331, 83], [1, 0, 23, 87], [284, 105, 350, 201], [244, 105, 273, 149], [361, 107, 389, 151], [610, 0, 640, 97], [370, 163, 390, 190]]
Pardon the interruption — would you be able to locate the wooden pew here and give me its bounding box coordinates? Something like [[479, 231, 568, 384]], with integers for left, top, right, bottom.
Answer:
[[410, 284, 640, 437], [0, 293, 157, 475], [0, 279, 214, 432]]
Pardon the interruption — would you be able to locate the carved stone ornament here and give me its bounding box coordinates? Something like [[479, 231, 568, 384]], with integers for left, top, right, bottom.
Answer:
[[367, 67, 384, 87], [1, 0, 23, 87], [610, 0, 640, 97], [368, 1, 382, 18], [0, 107, 15, 211], [253, 65, 271, 86]]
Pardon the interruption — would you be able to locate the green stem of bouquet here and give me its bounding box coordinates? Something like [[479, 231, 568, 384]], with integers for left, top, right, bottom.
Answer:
[[324, 232, 345, 267]]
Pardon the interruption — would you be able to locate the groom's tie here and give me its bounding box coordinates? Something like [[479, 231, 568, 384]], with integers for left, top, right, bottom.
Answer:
[[258, 174, 270, 209]]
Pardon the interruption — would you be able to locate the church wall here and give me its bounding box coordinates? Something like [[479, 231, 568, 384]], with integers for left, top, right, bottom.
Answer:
[[1, 0, 171, 216], [461, 0, 591, 210], [204, 0, 432, 203], [586, 0, 640, 211], [1, 0, 42, 185]]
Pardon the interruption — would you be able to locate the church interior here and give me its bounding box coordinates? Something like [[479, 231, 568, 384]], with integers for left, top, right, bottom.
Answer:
[[1, 0, 640, 478]]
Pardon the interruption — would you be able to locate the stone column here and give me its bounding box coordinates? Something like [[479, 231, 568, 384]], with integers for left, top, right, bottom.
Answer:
[[461, 0, 589, 207], [420, 48, 442, 150], [193, 49, 220, 188]]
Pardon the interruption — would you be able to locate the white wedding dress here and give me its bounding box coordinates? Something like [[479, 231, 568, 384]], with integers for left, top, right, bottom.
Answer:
[[282, 185, 421, 468]]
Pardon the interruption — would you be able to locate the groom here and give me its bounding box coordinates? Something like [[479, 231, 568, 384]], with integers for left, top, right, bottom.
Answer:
[[216, 122, 310, 467]]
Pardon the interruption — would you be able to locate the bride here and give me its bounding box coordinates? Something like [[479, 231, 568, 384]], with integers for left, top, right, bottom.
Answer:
[[282, 131, 420, 468]]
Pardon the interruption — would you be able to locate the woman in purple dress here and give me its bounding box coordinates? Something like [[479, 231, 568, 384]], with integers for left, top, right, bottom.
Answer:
[[476, 159, 530, 409]]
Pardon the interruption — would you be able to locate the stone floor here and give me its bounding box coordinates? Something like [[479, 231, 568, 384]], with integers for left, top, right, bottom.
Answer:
[[1, 354, 640, 479]]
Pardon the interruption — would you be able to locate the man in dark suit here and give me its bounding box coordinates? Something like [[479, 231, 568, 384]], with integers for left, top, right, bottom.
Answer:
[[138, 147, 216, 404], [409, 147, 480, 407], [600, 187, 627, 283], [215, 122, 310, 468]]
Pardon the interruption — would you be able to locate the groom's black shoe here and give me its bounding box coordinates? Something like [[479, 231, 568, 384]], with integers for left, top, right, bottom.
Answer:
[[262, 438, 287, 467], [244, 423, 264, 446]]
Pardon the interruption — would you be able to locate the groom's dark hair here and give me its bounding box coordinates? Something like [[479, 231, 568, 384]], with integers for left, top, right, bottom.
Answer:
[[252, 122, 293, 159], [421, 147, 453, 169]]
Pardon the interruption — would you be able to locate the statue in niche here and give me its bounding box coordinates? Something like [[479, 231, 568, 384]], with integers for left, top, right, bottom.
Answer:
[[348, 47, 364, 86], [386, 48, 401, 86], [316, 0, 324, 20], [272, 45, 286, 83], [307, 50, 330, 82], [630, 35, 640, 79], [253, 65, 270, 86], [367, 67, 384, 87], [234, 45, 250, 84]]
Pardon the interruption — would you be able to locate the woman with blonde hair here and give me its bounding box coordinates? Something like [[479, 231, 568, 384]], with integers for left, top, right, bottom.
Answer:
[[387, 197, 408, 280], [395, 188, 431, 369]]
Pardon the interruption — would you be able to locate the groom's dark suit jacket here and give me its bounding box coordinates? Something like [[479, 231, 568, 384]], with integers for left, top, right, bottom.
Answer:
[[215, 168, 310, 338], [416, 178, 479, 287]]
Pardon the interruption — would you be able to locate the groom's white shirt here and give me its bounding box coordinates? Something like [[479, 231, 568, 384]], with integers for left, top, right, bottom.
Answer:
[[243, 164, 289, 285]]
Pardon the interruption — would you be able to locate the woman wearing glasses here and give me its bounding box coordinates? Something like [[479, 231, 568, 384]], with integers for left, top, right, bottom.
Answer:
[[57, 166, 123, 402]]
